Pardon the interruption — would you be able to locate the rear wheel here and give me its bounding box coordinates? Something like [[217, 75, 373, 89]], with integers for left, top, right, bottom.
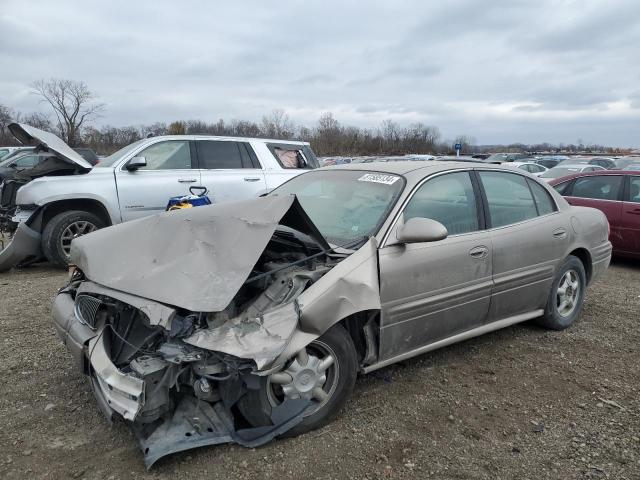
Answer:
[[237, 324, 357, 437], [41, 210, 104, 267], [536, 255, 586, 330]]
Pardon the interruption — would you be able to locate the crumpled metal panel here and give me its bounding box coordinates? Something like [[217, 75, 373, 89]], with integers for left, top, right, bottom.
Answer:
[[77, 281, 177, 329], [271, 237, 382, 366], [0, 222, 41, 272], [183, 301, 299, 370], [298, 237, 381, 333], [71, 195, 328, 313]]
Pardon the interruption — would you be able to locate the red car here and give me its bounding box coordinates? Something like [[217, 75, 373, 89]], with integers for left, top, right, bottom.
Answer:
[[549, 171, 640, 258]]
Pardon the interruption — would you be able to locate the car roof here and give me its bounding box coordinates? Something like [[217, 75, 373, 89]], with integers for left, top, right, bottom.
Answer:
[[553, 164, 597, 169], [548, 169, 638, 185], [147, 134, 310, 145], [320, 160, 511, 176]]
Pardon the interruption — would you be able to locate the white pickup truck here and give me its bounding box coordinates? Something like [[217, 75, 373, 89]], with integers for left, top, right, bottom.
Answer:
[[0, 123, 319, 269]]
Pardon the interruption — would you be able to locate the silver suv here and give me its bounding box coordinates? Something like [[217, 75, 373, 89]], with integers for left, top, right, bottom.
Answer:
[[0, 123, 319, 269]]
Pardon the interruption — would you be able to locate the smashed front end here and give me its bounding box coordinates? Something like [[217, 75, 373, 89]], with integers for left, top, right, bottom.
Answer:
[[51, 195, 379, 467]]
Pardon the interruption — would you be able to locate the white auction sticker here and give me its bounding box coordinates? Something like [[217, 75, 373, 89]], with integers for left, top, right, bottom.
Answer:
[[357, 173, 400, 185]]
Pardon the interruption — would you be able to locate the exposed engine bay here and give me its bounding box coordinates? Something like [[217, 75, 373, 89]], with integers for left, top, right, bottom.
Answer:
[[58, 226, 347, 467]]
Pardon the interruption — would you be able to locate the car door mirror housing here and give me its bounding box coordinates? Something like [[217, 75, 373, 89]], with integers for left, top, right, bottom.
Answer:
[[397, 217, 448, 244], [126, 156, 147, 170]]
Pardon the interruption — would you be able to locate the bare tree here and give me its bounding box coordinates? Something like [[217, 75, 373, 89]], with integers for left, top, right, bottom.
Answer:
[[261, 109, 294, 139], [31, 78, 104, 146], [0, 104, 14, 144], [16, 111, 53, 132]]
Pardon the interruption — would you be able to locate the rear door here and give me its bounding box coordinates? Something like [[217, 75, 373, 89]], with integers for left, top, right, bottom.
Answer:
[[563, 175, 624, 251], [378, 171, 492, 360], [115, 139, 199, 221], [619, 175, 640, 255], [196, 140, 267, 203], [478, 170, 569, 320]]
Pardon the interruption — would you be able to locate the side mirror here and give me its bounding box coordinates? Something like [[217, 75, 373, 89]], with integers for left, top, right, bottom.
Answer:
[[126, 156, 147, 171], [397, 217, 448, 244]]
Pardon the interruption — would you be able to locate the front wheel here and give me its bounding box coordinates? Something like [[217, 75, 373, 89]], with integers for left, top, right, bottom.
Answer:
[[536, 255, 587, 330], [41, 210, 104, 267], [237, 324, 357, 437]]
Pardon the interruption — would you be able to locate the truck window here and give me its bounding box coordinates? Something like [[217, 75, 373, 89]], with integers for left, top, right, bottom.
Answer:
[[135, 141, 193, 170], [266, 143, 319, 169], [196, 141, 247, 169]]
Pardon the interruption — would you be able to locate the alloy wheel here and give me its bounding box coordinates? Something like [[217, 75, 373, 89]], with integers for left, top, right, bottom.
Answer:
[[60, 221, 98, 257]]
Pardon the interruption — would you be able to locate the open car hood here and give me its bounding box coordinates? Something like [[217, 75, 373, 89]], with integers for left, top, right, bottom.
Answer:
[[8, 123, 92, 169], [70, 195, 330, 312]]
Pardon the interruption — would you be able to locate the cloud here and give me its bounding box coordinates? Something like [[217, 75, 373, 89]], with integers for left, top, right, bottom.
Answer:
[[0, 0, 639, 146]]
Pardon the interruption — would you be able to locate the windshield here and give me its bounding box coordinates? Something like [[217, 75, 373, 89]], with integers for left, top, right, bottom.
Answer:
[[540, 167, 582, 178], [615, 158, 640, 169], [270, 170, 404, 245], [96, 139, 147, 167]]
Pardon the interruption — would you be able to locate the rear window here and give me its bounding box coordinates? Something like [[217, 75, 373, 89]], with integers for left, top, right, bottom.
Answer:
[[267, 143, 319, 169]]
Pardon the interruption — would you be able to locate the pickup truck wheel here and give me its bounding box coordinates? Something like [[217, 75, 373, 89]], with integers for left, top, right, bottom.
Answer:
[[237, 324, 357, 438], [42, 210, 104, 267]]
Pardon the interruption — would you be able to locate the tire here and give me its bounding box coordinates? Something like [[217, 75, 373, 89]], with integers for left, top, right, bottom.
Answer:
[[41, 210, 105, 267], [237, 324, 357, 437], [536, 255, 587, 330]]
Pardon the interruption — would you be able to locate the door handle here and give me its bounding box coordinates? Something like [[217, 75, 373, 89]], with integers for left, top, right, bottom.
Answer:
[[627, 209, 640, 215], [553, 228, 567, 238], [178, 178, 197, 183], [244, 177, 261, 182], [469, 245, 489, 259]]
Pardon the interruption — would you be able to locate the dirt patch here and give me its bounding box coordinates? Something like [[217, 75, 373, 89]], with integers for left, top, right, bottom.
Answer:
[[0, 260, 639, 479]]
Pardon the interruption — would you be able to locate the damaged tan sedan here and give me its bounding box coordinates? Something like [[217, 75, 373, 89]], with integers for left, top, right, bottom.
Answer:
[[52, 162, 611, 467]]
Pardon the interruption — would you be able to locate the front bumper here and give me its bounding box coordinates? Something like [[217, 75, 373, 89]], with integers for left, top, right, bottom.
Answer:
[[52, 292, 145, 421], [0, 222, 42, 272], [51, 289, 310, 468]]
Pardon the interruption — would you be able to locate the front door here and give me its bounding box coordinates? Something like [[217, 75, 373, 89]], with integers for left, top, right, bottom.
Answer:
[[378, 171, 492, 360], [115, 140, 199, 222], [195, 140, 267, 204]]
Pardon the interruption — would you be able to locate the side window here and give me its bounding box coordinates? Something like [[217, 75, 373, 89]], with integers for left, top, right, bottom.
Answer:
[[404, 172, 479, 235], [527, 179, 556, 215], [628, 177, 640, 203], [479, 171, 537, 227], [267, 144, 319, 169], [531, 164, 544, 173], [14, 155, 40, 168], [553, 181, 571, 195], [135, 141, 192, 170], [196, 140, 245, 169], [571, 176, 622, 200]]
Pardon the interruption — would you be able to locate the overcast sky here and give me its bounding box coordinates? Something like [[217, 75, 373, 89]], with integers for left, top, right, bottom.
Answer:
[[1, 0, 639, 146]]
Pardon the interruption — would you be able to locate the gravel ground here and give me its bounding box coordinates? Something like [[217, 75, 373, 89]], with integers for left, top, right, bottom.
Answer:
[[0, 260, 639, 480]]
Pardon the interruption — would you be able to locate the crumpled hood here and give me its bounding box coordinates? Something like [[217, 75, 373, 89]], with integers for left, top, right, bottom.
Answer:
[[70, 195, 329, 312], [8, 123, 92, 169]]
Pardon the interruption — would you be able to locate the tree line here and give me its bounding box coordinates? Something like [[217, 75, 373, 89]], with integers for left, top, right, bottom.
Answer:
[[0, 78, 626, 157]]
